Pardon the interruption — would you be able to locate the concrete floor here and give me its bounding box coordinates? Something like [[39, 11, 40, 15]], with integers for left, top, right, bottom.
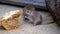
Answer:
[[0, 4, 60, 34]]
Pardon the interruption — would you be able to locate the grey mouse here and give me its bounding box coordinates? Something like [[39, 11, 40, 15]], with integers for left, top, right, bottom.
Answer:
[[23, 6, 42, 25]]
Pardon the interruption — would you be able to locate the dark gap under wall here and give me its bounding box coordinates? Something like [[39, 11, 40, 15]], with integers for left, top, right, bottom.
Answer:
[[0, 2, 48, 12]]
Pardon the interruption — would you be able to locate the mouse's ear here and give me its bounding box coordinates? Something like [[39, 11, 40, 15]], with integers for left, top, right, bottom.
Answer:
[[24, 5, 35, 10]]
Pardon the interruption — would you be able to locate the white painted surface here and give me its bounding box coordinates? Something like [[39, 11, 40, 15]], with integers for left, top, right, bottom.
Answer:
[[0, 4, 60, 34]]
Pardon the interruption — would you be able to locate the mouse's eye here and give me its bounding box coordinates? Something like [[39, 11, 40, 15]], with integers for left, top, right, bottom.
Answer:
[[27, 11, 29, 13], [26, 10, 31, 13]]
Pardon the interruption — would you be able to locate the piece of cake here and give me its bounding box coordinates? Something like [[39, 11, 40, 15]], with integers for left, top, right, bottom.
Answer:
[[1, 10, 21, 30]]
